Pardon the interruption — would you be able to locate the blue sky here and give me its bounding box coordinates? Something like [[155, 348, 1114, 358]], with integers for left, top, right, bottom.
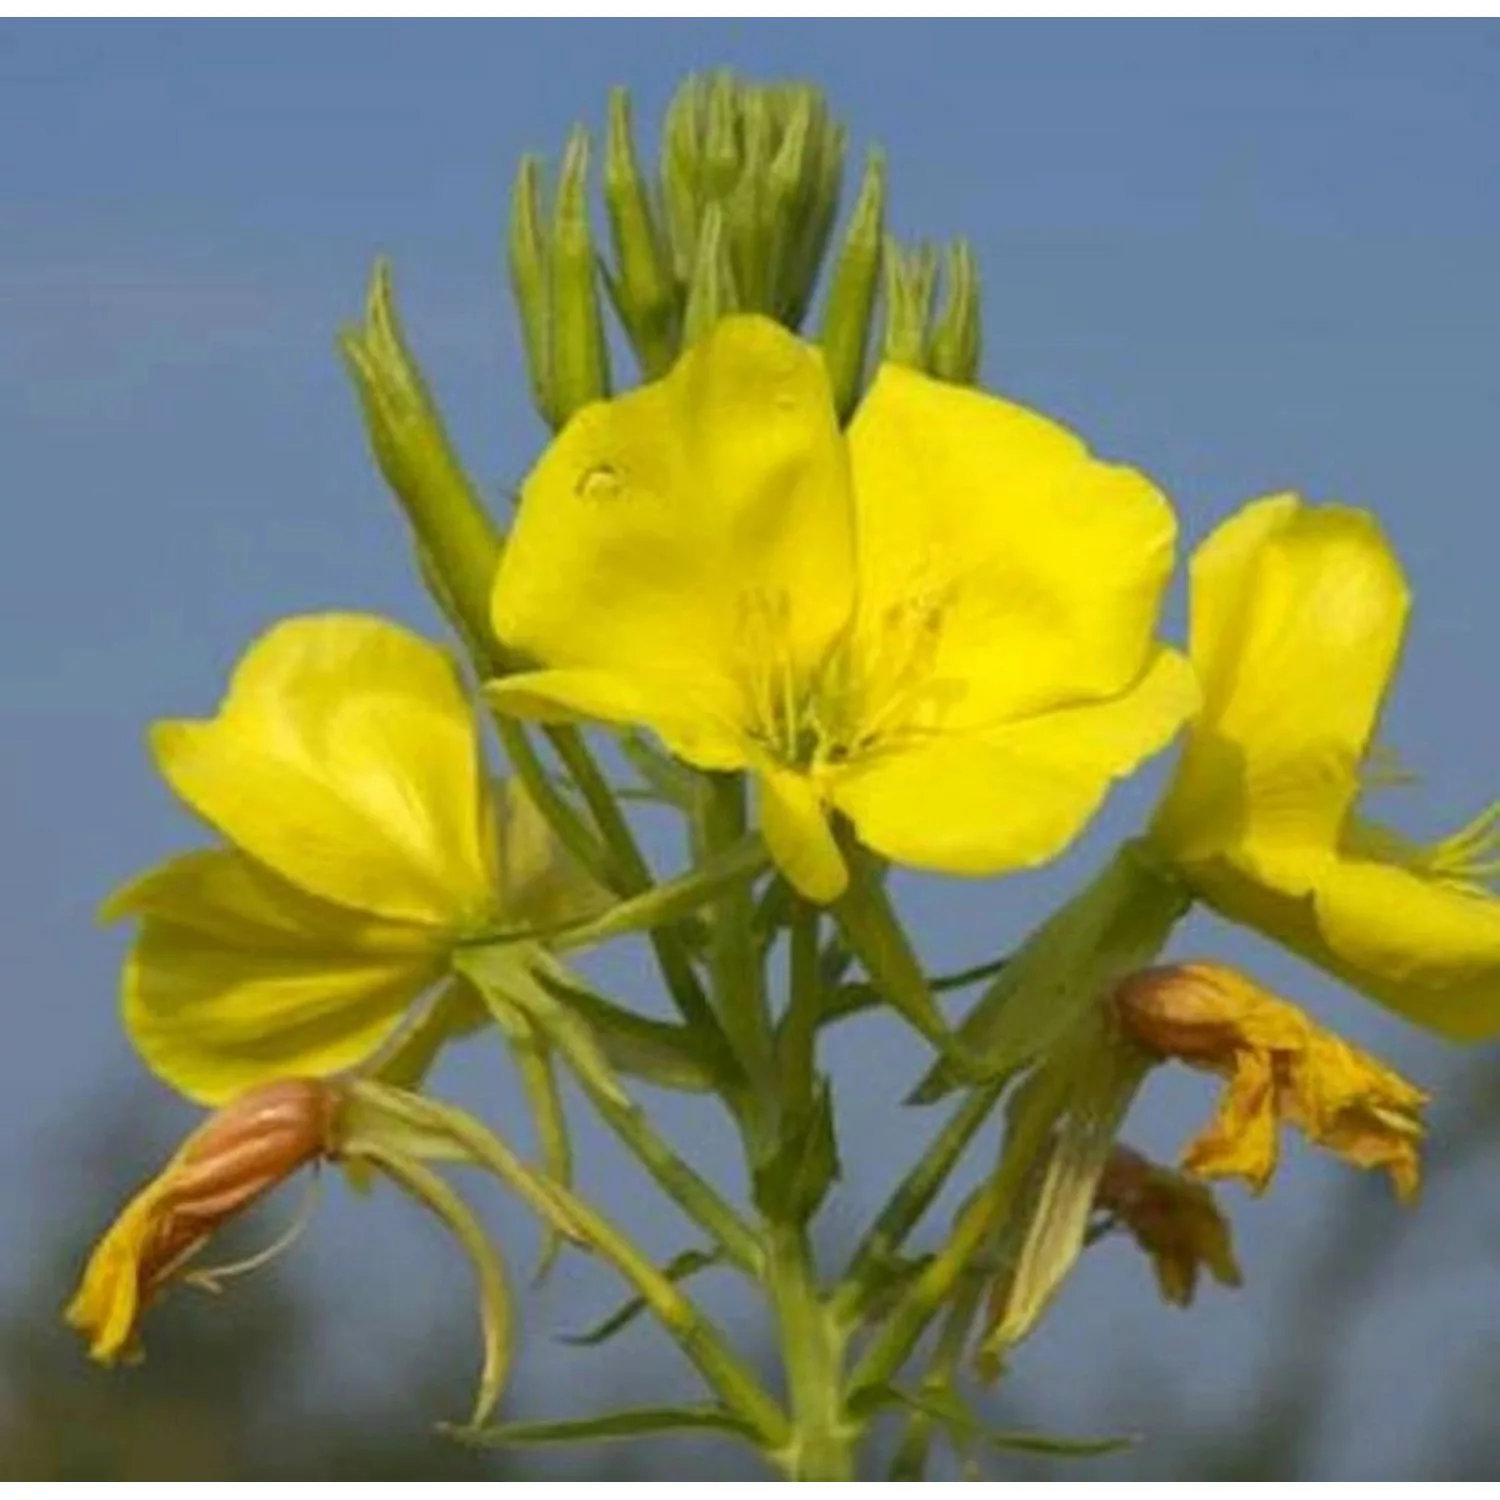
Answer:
[[4, 22, 1500, 1476]]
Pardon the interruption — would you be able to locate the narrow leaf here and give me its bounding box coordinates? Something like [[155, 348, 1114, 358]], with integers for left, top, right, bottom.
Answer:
[[560, 1247, 723, 1347], [451, 1402, 759, 1449]]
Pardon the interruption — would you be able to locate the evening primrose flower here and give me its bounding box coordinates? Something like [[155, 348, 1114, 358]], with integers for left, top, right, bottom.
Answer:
[[106, 613, 593, 1105], [1094, 1144, 1242, 1308], [1148, 494, 1500, 1040], [67, 1079, 337, 1363], [489, 316, 1197, 901], [1115, 963, 1427, 1199]]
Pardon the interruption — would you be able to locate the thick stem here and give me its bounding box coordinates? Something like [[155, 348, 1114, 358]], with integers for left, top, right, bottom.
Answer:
[[765, 1224, 857, 1481]]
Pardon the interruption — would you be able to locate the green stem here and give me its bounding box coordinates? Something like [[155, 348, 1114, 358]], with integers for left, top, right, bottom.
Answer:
[[779, 899, 821, 1121], [549, 724, 726, 1046], [765, 1223, 857, 1481], [460, 949, 763, 1276], [847, 1067, 1069, 1401], [887, 1258, 989, 1479], [834, 1079, 1005, 1325], [697, 774, 778, 1120]]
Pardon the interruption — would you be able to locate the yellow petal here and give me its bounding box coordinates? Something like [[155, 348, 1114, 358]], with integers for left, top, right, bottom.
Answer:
[[830, 649, 1196, 876], [116, 850, 439, 1104], [757, 765, 847, 902], [493, 778, 610, 931], [66, 1192, 158, 1363], [486, 669, 748, 771], [1308, 855, 1500, 1041], [491, 316, 856, 748], [152, 615, 499, 928], [1154, 498, 1409, 862], [847, 362, 1178, 727]]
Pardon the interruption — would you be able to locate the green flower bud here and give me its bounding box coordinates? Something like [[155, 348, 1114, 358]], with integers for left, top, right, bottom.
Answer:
[[550, 126, 612, 425], [507, 156, 554, 426], [505, 131, 612, 431], [602, 88, 680, 379], [818, 149, 885, 421], [682, 203, 740, 348], [928, 239, 983, 386], [881, 236, 939, 371]]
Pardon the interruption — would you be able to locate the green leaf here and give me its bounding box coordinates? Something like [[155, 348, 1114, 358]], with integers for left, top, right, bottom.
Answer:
[[530, 961, 725, 1093], [753, 1076, 841, 1223], [559, 1247, 723, 1346], [450, 1403, 759, 1449], [863, 1384, 1135, 1462], [516, 829, 767, 952]]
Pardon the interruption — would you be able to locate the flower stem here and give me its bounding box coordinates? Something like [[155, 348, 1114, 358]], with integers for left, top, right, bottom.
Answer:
[[765, 1223, 857, 1481]]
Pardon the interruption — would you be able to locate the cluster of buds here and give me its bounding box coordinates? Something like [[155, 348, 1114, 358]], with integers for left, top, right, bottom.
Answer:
[[507, 69, 981, 429]]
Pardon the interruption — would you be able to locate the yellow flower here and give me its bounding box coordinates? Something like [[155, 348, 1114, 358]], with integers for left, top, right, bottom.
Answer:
[[1095, 1143, 1242, 1308], [67, 1079, 338, 1363], [1114, 963, 1427, 1199], [487, 315, 1197, 901], [1149, 493, 1500, 1040], [106, 614, 592, 1105]]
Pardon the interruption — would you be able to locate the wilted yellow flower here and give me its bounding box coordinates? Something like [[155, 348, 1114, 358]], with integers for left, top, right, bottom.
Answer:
[[1095, 1143, 1242, 1307], [106, 614, 595, 1104], [1115, 963, 1427, 1199], [489, 316, 1196, 901], [1149, 494, 1500, 1040], [67, 1079, 337, 1363]]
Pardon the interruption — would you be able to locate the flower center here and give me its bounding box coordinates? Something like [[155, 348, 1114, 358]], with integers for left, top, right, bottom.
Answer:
[[731, 585, 965, 775]]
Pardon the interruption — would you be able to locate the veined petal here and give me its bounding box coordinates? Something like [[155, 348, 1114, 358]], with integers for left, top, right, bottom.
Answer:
[[152, 615, 499, 929], [486, 669, 748, 771], [846, 363, 1177, 728], [492, 315, 857, 739], [116, 850, 441, 1104], [1156, 498, 1409, 862], [757, 765, 847, 902], [1308, 856, 1500, 1041], [830, 648, 1196, 876]]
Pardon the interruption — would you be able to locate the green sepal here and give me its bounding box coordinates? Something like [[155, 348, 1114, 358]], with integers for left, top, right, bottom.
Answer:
[[339, 1080, 590, 1244], [450, 1402, 759, 1450], [819, 149, 885, 421], [559, 1246, 723, 1347], [338, 1137, 514, 1432]]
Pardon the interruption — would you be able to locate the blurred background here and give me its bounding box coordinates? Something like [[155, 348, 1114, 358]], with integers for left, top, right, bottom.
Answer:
[[4, 21, 1500, 1480]]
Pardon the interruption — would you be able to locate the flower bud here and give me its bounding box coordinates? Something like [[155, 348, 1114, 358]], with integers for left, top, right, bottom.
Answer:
[[881, 237, 940, 370], [818, 149, 885, 422], [681, 203, 739, 348], [602, 88, 679, 378], [550, 126, 612, 425], [928, 239, 982, 386], [506, 133, 613, 431]]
